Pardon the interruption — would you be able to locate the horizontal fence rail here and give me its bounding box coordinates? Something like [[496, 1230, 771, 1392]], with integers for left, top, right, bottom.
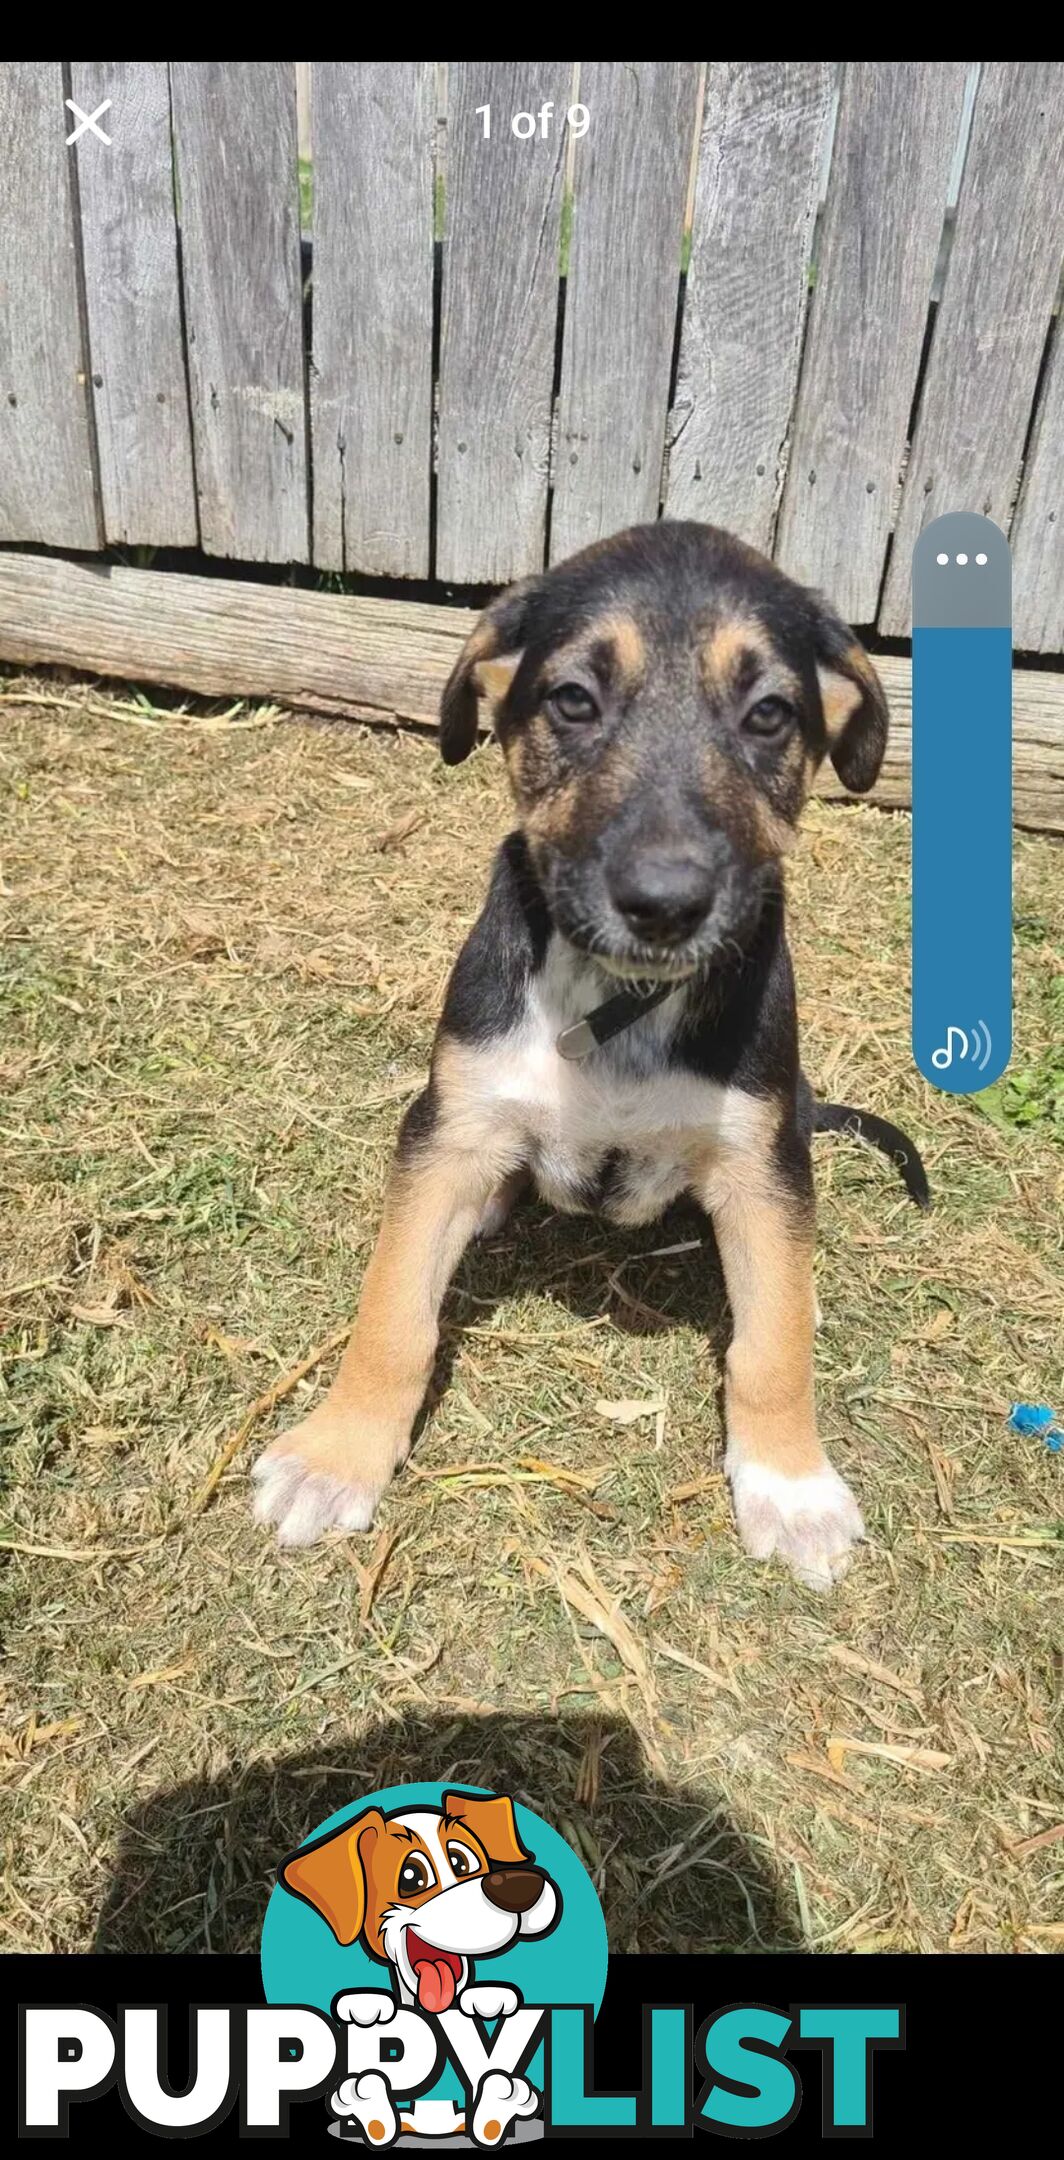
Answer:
[[2, 550, 1062, 832], [0, 60, 1062, 651]]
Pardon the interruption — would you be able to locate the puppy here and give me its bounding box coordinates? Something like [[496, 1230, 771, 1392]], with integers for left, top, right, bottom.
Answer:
[[254, 522, 928, 1588]]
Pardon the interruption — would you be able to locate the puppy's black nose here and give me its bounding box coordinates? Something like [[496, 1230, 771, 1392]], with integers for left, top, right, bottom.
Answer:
[[608, 846, 719, 946], [482, 1867, 544, 1914]]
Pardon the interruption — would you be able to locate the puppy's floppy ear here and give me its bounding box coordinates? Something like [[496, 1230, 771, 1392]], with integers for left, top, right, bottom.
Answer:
[[439, 577, 542, 766], [442, 1789, 530, 1868], [279, 1806, 385, 1945], [812, 601, 889, 795]]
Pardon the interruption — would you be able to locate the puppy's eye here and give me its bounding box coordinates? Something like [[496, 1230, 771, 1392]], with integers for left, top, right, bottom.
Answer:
[[446, 1841, 480, 1879], [397, 1855, 436, 1897], [743, 695, 795, 739], [549, 681, 600, 724]]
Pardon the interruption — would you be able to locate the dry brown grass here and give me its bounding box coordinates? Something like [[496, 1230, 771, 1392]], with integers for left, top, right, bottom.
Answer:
[[1, 676, 1062, 1958]]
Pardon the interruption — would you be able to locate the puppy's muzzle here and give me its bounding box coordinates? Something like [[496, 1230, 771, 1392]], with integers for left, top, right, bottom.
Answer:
[[607, 839, 725, 948], [482, 1866, 545, 1914]]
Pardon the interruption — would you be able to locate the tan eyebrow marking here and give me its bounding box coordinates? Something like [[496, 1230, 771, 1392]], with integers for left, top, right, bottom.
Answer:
[[545, 612, 647, 698], [587, 610, 646, 689], [700, 615, 772, 690]]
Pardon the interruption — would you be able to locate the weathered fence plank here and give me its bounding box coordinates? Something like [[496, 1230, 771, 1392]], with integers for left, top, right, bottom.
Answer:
[[310, 63, 435, 577], [1011, 316, 1064, 654], [776, 62, 967, 623], [549, 62, 699, 561], [664, 61, 833, 549], [880, 62, 1064, 635], [0, 553, 464, 724], [436, 61, 569, 583], [170, 62, 308, 563], [71, 60, 197, 548], [0, 63, 100, 549], [2, 552, 1062, 832]]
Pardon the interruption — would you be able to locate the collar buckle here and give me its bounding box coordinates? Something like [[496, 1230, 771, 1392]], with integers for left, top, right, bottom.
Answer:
[[555, 978, 680, 1061]]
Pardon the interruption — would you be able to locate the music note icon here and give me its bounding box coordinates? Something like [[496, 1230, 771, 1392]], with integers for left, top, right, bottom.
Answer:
[[930, 1021, 993, 1073], [932, 1025, 968, 1070]]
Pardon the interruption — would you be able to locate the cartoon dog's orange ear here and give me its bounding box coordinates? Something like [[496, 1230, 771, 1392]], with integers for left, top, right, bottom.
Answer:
[[279, 1807, 385, 1945], [443, 1790, 530, 1868]]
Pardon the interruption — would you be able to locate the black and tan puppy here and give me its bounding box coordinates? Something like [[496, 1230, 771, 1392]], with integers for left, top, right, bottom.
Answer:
[[253, 523, 928, 1588]]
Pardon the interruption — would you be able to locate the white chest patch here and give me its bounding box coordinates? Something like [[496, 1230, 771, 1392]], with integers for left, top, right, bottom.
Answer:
[[444, 939, 769, 1227]]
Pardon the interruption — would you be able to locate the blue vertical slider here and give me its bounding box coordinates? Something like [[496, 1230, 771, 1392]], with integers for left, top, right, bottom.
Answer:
[[911, 512, 1012, 1094]]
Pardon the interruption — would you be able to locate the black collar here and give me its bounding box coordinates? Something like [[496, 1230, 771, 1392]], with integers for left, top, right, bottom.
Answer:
[[556, 977, 683, 1061]]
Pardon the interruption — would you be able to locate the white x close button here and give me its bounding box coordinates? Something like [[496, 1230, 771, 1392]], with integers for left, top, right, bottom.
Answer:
[[65, 99, 112, 147]]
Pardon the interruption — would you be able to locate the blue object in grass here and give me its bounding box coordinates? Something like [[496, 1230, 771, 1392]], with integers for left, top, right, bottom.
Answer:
[[1007, 1402, 1063, 1452], [1008, 1402, 1055, 1433]]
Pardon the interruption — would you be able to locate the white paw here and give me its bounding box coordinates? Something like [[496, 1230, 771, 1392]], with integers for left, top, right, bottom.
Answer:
[[251, 1449, 380, 1545], [330, 2069, 398, 2144], [726, 1455, 865, 1591], [472, 2070, 539, 2147], [251, 1451, 379, 1555], [459, 1983, 520, 2021], [334, 1991, 397, 2026]]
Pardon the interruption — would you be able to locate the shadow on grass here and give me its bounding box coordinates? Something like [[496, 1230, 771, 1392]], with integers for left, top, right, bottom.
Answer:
[[421, 1192, 732, 1437], [93, 1708, 799, 1957]]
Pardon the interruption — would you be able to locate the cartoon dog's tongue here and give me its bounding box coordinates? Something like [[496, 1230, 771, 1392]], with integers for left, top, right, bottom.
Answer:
[[407, 1933, 462, 2013], [414, 1956, 456, 2013]]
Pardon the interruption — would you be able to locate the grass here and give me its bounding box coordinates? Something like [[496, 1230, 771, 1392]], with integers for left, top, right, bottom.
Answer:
[[976, 920, 1064, 1142], [1, 677, 1062, 1958], [298, 155, 313, 232]]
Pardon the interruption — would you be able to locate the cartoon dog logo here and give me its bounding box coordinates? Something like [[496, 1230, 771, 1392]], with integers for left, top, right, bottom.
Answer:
[[280, 1789, 561, 2145]]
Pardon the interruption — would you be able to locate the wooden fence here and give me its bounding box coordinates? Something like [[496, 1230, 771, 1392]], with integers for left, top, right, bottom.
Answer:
[[0, 61, 1062, 642]]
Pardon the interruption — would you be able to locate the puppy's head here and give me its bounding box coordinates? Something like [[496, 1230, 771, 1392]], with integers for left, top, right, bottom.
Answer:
[[281, 1792, 559, 2010], [440, 523, 888, 978]]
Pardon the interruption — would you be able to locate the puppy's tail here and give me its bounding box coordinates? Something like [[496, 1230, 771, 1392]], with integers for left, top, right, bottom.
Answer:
[[814, 1100, 931, 1210]]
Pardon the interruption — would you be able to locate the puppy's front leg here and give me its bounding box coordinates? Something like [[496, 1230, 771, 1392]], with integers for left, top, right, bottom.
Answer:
[[706, 1137, 863, 1590], [253, 1091, 505, 1547]]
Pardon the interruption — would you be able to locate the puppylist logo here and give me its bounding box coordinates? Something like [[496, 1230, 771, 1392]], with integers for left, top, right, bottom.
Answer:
[[18, 1781, 905, 2142], [18, 1783, 605, 2149], [265, 1781, 594, 2145]]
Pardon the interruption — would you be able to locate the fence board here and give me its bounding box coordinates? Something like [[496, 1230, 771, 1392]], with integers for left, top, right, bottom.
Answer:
[[437, 61, 569, 584], [664, 61, 833, 550], [170, 62, 308, 563], [310, 63, 435, 577], [71, 61, 197, 548], [0, 552, 469, 724], [880, 62, 1064, 634], [0, 62, 100, 549], [1011, 317, 1064, 653], [776, 62, 967, 623], [549, 62, 699, 562]]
